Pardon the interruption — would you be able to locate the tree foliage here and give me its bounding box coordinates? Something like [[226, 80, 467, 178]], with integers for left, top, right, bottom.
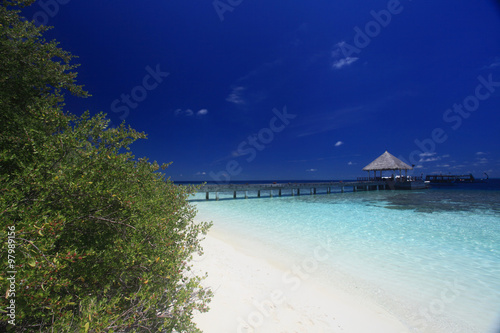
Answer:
[[0, 1, 212, 331]]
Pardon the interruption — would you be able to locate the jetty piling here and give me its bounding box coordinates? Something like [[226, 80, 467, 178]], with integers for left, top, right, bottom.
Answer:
[[197, 180, 388, 201]]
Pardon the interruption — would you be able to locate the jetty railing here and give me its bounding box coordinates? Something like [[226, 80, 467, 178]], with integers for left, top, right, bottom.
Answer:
[[357, 176, 423, 181], [193, 181, 388, 200]]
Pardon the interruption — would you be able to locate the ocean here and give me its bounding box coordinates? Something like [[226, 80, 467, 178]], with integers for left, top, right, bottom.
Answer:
[[186, 179, 500, 333]]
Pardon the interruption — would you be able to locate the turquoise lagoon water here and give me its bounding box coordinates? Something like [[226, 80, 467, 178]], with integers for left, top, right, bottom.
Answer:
[[190, 185, 500, 333]]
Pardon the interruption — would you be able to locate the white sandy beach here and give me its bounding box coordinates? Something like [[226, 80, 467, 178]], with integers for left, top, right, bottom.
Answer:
[[191, 227, 411, 333]]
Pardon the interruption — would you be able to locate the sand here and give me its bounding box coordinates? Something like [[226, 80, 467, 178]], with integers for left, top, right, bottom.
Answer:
[[191, 228, 411, 333]]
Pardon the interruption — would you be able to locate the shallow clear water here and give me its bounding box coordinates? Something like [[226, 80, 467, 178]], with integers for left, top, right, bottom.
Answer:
[[191, 186, 500, 333]]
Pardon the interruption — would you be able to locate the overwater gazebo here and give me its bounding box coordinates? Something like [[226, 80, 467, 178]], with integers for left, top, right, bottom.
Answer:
[[362, 151, 413, 181]]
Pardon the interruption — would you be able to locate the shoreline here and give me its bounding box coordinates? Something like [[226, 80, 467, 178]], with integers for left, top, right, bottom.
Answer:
[[191, 224, 411, 332]]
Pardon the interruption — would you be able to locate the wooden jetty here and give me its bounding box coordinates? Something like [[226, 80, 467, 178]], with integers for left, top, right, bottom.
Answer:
[[196, 181, 388, 200], [196, 151, 430, 200]]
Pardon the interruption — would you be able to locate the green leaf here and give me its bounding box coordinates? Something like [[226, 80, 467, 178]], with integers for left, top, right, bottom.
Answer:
[[28, 259, 36, 267]]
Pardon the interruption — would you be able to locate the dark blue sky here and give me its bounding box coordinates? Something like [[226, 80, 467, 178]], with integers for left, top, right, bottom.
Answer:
[[23, 0, 500, 181]]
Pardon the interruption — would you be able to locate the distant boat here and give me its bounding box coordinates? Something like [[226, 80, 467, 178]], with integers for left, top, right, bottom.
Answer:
[[425, 173, 488, 185]]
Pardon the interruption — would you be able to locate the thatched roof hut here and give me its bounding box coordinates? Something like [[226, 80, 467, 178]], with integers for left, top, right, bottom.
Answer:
[[362, 151, 412, 180], [363, 151, 412, 171]]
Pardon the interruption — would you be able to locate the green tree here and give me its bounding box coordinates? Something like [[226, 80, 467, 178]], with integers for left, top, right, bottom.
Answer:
[[0, 1, 212, 331]]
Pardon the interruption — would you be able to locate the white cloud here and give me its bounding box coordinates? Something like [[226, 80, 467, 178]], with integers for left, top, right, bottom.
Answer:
[[195, 171, 207, 176], [332, 57, 359, 69], [348, 161, 354, 165], [437, 164, 450, 168], [331, 42, 359, 69], [226, 86, 246, 105], [306, 169, 317, 172], [414, 165, 424, 169], [419, 157, 440, 162], [334, 141, 344, 147], [175, 108, 208, 117], [418, 152, 444, 163], [473, 154, 489, 166]]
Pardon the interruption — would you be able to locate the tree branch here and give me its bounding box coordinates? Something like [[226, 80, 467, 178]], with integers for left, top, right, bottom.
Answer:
[[17, 237, 56, 268], [88, 215, 136, 230]]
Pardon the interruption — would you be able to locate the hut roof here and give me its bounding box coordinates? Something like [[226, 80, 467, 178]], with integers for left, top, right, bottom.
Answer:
[[362, 151, 413, 171]]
